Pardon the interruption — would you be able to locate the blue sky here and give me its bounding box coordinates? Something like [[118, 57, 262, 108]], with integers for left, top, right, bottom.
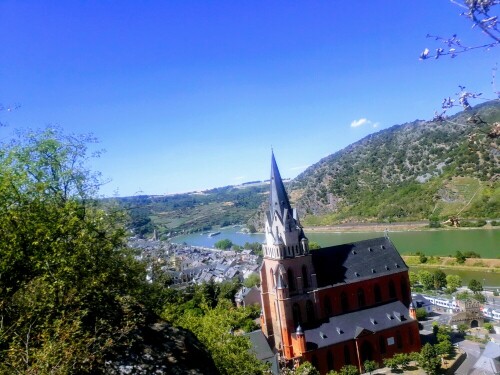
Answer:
[[1, 1, 497, 196]]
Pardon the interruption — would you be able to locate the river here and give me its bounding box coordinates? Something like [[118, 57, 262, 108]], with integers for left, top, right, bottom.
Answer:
[[172, 227, 500, 285], [173, 227, 499, 258]]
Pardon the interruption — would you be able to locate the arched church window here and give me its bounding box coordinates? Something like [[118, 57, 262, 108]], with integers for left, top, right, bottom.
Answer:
[[311, 355, 319, 370], [379, 335, 386, 354], [357, 288, 366, 308], [344, 345, 351, 365], [288, 269, 296, 291], [389, 280, 396, 299], [292, 303, 302, 328], [396, 331, 403, 349], [374, 284, 382, 303], [327, 351, 334, 371], [306, 300, 315, 324], [341, 291, 349, 312], [270, 268, 275, 289], [302, 265, 309, 288], [324, 296, 332, 317], [401, 278, 409, 304]]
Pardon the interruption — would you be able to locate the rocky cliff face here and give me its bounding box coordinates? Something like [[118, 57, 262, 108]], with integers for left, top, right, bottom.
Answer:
[[103, 312, 219, 375]]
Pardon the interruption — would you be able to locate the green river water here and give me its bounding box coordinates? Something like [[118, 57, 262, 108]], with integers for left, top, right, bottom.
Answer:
[[173, 227, 500, 286]]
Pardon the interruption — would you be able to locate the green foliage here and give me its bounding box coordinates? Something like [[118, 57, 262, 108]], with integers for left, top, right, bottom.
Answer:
[[457, 323, 469, 335], [215, 238, 233, 250], [363, 360, 377, 374], [468, 279, 483, 293], [483, 323, 494, 332], [418, 343, 441, 375], [435, 339, 453, 358], [243, 273, 261, 288], [293, 102, 500, 224], [416, 308, 428, 321], [295, 361, 320, 375], [159, 281, 264, 374], [433, 270, 447, 290], [418, 270, 434, 290], [445, 274, 461, 293], [472, 293, 486, 303], [455, 251, 466, 264], [329, 364, 359, 375], [382, 357, 400, 372], [456, 291, 471, 300], [409, 271, 419, 287], [243, 242, 263, 256], [309, 241, 321, 250], [0, 128, 149, 372], [173, 299, 266, 375], [114, 183, 269, 235], [418, 252, 428, 264]]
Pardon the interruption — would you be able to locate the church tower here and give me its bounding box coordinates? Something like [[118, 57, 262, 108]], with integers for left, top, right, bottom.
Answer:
[[260, 152, 317, 359]]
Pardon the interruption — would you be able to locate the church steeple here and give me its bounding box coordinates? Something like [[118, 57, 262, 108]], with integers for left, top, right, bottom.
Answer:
[[269, 151, 292, 218], [263, 152, 309, 259]]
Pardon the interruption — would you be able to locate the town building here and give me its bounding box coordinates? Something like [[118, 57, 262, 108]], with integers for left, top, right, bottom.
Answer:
[[259, 153, 421, 374]]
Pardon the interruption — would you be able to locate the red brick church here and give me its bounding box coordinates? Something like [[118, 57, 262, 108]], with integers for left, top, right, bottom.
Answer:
[[259, 153, 421, 374]]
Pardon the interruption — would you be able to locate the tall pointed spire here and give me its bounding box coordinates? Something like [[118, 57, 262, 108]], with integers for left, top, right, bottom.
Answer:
[[269, 151, 291, 217]]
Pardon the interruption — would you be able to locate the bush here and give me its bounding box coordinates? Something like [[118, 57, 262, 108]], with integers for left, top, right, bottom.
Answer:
[[416, 308, 428, 321]]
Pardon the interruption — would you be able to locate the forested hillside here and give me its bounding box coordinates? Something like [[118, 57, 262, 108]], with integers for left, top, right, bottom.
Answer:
[[289, 101, 499, 225], [114, 182, 270, 237], [121, 101, 499, 236]]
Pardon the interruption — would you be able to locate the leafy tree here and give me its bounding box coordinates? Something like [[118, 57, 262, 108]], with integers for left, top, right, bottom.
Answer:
[[418, 270, 434, 290], [243, 273, 261, 288], [418, 343, 441, 375], [455, 251, 466, 264], [393, 353, 411, 371], [295, 361, 320, 375], [433, 270, 447, 290], [409, 271, 419, 287], [214, 238, 233, 250], [445, 274, 461, 293], [468, 279, 483, 293], [435, 339, 453, 358], [0, 128, 148, 372], [416, 308, 428, 321], [456, 290, 471, 300], [174, 299, 266, 375], [363, 360, 377, 375]]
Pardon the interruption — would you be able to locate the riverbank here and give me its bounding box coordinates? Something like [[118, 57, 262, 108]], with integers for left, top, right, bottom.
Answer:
[[303, 221, 499, 233], [403, 256, 500, 273]]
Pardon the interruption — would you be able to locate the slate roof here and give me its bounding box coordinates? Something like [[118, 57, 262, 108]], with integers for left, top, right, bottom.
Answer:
[[310, 237, 407, 287], [302, 301, 413, 349], [471, 342, 500, 374], [247, 330, 279, 374], [269, 152, 291, 217]]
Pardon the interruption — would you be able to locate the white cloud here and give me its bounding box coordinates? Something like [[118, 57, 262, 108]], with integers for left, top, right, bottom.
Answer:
[[350, 118, 370, 128], [350, 118, 380, 129]]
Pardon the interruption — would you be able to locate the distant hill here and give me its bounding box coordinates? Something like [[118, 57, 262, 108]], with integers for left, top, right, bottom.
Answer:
[[289, 101, 499, 225], [113, 183, 270, 237], [117, 101, 499, 237]]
